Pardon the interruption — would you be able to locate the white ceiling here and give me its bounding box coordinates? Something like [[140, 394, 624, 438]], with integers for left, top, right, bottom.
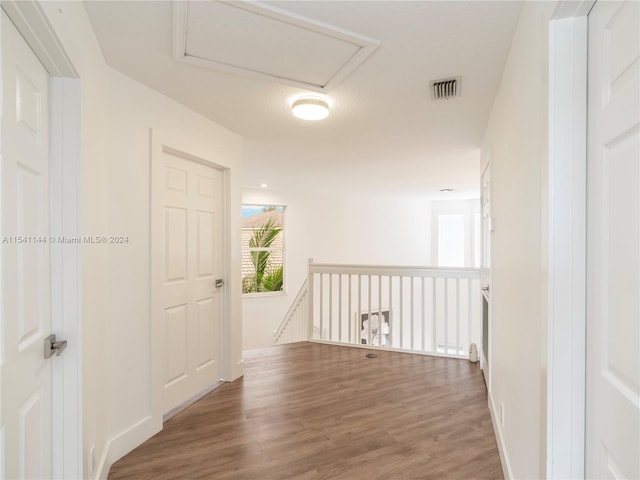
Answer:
[[84, 0, 523, 197]]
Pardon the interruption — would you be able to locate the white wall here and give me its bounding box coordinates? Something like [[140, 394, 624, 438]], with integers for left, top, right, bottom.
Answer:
[[481, 2, 557, 478], [40, 3, 243, 478], [242, 188, 434, 350]]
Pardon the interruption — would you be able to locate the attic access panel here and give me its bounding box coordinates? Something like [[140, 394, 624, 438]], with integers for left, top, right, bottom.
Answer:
[[173, 0, 380, 92]]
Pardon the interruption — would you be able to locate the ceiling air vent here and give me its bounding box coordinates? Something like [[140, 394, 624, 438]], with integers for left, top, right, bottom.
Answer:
[[429, 77, 461, 100]]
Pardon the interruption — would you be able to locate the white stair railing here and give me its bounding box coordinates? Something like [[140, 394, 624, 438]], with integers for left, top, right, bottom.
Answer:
[[273, 279, 309, 345], [308, 261, 481, 359], [275, 261, 482, 360]]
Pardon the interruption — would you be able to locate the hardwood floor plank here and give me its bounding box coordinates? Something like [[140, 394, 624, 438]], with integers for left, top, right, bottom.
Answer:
[[109, 342, 502, 480]]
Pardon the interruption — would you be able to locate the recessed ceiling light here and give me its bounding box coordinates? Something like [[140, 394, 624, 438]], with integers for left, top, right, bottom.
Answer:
[[290, 95, 330, 121], [440, 188, 455, 192], [260, 183, 269, 188]]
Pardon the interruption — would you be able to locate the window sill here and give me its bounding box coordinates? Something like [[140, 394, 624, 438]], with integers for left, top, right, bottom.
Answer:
[[242, 291, 287, 299]]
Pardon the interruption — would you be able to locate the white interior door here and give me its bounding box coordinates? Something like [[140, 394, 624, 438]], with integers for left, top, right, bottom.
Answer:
[[586, 1, 640, 478], [161, 151, 223, 413], [1, 12, 53, 480]]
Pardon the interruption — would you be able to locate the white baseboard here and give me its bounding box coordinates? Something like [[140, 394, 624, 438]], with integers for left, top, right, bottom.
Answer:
[[488, 392, 514, 480], [94, 443, 110, 480], [164, 382, 224, 422], [94, 414, 160, 480]]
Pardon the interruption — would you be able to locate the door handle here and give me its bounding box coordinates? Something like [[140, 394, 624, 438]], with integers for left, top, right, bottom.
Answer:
[[44, 334, 68, 359], [215, 278, 225, 288]]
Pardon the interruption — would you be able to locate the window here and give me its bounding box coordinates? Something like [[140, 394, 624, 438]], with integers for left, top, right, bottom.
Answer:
[[242, 205, 285, 295], [431, 199, 481, 267], [437, 214, 465, 267]]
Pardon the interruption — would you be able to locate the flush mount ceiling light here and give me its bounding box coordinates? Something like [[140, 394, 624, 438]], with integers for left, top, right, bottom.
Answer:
[[291, 96, 330, 121]]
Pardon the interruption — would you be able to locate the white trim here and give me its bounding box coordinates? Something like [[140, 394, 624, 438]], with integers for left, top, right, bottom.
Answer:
[[547, 8, 591, 480], [0, 426, 4, 479], [552, 0, 595, 20], [172, 0, 379, 92], [49, 77, 82, 480], [489, 392, 514, 480], [163, 381, 224, 422], [220, 165, 236, 380], [480, 161, 491, 392], [309, 339, 469, 360], [1, 3, 82, 479], [0, 0, 77, 77], [148, 130, 164, 436], [93, 415, 154, 480]]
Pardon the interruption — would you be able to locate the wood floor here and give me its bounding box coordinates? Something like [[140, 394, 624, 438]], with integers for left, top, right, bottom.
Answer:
[[108, 342, 503, 480]]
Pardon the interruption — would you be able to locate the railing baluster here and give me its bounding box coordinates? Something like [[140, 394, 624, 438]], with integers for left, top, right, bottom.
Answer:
[[307, 271, 313, 340], [444, 279, 449, 354], [456, 278, 460, 356], [329, 274, 333, 341], [410, 277, 415, 350], [348, 274, 352, 344], [378, 275, 382, 347], [368, 275, 372, 346], [432, 277, 436, 352], [320, 274, 324, 340], [357, 275, 362, 346], [388, 275, 393, 347], [468, 278, 472, 354], [399, 276, 404, 349], [338, 274, 343, 343], [305, 293, 309, 340], [422, 276, 426, 352], [467, 278, 472, 348]]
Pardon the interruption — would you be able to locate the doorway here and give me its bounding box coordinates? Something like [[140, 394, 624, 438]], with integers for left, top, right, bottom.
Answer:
[[547, 1, 639, 477], [480, 162, 491, 389]]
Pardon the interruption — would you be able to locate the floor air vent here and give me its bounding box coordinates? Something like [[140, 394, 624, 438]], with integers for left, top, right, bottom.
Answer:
[[430, 77, 461, 100]]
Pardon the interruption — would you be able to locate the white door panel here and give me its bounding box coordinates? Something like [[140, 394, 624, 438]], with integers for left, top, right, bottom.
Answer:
[[587, 1, 640, 478], [162, 152, 222, 413], [1, 12, 52, 480]]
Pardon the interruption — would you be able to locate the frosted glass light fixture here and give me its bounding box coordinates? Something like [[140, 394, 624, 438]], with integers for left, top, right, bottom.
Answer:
[[291, 96, 330, 120]]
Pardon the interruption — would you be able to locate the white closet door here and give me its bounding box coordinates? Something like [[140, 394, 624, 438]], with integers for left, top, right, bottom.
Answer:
[[161, 152, 223, 413]]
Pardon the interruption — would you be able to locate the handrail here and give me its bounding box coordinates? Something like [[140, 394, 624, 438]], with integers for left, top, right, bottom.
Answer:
[[309, 262, 480, 279], [273, 278, 308, 344]]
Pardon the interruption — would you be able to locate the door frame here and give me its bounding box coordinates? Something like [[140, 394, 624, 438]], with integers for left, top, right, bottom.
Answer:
[[480, 160, 491, 391], [547, 1, 594, 478], [149, 129, 231, 430], [0, 1, 82, 478]]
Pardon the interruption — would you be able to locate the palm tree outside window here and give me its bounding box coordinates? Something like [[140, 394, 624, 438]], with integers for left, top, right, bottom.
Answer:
[[241, 205, 285, 294]]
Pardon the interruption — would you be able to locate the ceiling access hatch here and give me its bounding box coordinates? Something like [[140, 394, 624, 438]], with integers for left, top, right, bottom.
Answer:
[[173, 0, 380, 92]]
